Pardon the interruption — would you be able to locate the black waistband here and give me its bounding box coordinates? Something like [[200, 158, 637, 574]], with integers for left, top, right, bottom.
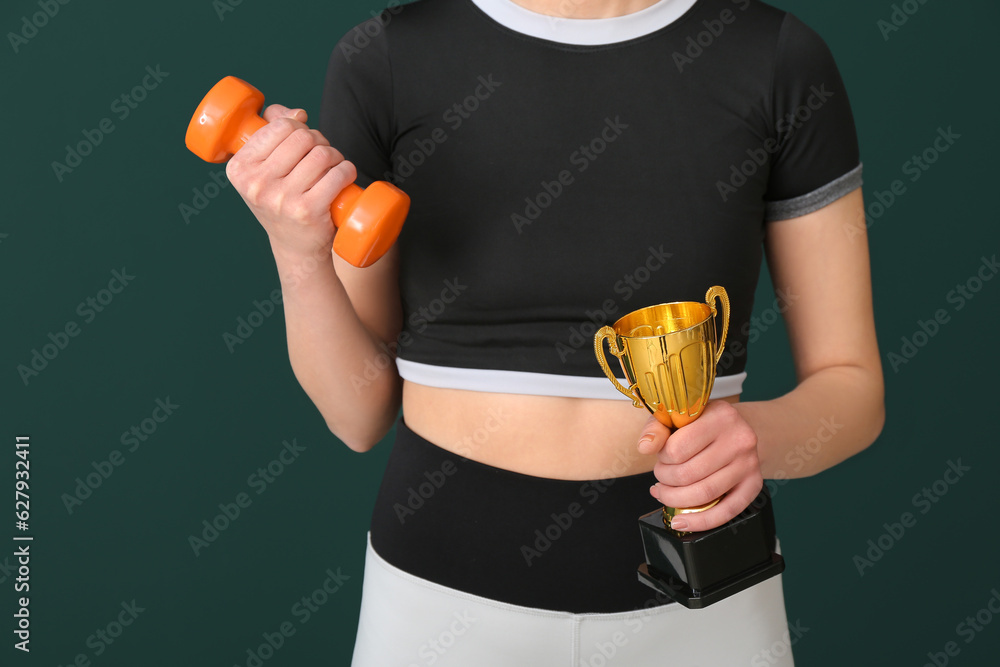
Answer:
[[370, 417, 677, 613]]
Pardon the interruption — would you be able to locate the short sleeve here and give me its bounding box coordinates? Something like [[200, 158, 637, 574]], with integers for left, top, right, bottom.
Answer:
[[764, 14, 862, 222], [318, 15, 395, 189]]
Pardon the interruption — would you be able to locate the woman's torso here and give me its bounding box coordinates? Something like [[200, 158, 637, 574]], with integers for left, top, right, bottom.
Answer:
[[320, 0, 850, 472], [403, 381, 739, 478]]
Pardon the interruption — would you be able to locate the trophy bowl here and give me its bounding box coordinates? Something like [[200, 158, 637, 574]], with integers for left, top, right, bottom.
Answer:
[[594, 286, 729, 429]]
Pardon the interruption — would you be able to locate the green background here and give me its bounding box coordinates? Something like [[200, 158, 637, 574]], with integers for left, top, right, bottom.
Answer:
[[3, 0, 998, 665]]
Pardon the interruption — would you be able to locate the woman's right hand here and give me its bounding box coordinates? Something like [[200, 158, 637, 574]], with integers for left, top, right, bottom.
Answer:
[[225, 104, 358, 259]]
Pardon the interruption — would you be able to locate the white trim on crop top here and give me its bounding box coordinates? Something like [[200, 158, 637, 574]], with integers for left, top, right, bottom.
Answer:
[[468, 0, 700, 46], [397, 358, 746, 400]]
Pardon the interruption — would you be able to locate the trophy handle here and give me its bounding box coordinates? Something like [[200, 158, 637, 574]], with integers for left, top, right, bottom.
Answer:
[[705, 286, 730, 365], [594, 326, 643, 408]]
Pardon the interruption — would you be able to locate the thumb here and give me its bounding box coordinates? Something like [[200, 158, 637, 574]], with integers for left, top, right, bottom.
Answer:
[[262, 104, 308, 123], [637, 414, 670, 455]]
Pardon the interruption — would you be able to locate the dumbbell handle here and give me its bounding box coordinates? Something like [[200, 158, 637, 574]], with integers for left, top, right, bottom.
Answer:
[[226, 111, 268, 153], [196, 103, 365, 232]]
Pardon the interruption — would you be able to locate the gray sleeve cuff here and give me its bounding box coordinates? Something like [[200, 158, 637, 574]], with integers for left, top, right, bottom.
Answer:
[[764, 163, 863, 222]]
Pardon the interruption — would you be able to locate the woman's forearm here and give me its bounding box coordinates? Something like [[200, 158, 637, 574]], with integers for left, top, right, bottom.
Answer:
[[271, 244, 402, 452], [735, 364, 885, 480]]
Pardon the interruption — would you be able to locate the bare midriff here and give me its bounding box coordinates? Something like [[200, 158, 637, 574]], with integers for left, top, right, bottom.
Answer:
[[401, 380, 741, 480]]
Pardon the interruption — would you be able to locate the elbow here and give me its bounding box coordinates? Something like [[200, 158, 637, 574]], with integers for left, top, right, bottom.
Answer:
[[320, 377, 403, 454], [324, 395, 401, 454], [334, 427, 382, 454], [326, 417, 392, 454]]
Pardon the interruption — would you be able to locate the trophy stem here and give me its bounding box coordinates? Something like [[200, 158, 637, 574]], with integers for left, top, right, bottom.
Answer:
[[661, 496, 724, 534]]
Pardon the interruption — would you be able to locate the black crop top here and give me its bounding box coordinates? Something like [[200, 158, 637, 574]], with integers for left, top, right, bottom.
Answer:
[[318, 0, 862, 399]]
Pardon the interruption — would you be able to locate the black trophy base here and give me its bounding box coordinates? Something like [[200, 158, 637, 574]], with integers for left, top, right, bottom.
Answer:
[[637, 488, 785, 609]]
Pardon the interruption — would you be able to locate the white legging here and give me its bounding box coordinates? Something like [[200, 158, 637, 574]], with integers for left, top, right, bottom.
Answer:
[[351, 534, 795, 666]]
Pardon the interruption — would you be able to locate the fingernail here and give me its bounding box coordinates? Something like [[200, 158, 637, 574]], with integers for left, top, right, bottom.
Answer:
[[649, 484, 658, 497], [638, 434, 654, 448], [671, 518, 689, 531]]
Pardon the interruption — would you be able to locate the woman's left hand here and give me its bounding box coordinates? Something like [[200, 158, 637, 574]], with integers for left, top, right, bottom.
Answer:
[[637, 400, 763, 532]]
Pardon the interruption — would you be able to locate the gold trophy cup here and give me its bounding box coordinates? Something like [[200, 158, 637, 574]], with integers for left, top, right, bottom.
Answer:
[[595, 286, 785, 608]]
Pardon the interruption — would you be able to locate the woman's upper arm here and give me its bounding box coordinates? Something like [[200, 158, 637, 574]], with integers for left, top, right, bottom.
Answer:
[[322, 19, 401, 349], [334, 243, 403, 349], [764, 188, 882, 384]]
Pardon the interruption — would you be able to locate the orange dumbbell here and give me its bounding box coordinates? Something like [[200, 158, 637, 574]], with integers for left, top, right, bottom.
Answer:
[[185, 76, 409, 268]]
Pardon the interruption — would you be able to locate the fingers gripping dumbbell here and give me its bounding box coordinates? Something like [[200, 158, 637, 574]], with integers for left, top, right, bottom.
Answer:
[[185, 76, 409, 268]]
